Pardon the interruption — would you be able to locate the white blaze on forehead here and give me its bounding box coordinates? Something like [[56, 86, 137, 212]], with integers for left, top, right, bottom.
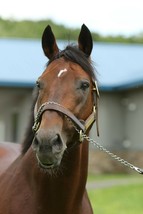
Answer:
[[57, 68, 67, 78]]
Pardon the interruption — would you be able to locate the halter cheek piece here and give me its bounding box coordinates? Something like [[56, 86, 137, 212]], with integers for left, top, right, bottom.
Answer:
[[32, 80, 99, 142]]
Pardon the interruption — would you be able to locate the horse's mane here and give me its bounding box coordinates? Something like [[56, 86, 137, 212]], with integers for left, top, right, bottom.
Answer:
[[22, 45, 96, 155], [21, 88, 38, 154]]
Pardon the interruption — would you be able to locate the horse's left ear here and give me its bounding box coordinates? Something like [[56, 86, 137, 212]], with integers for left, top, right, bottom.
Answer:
[[78, 24, 93, 57], [42, 25, 59, 59]]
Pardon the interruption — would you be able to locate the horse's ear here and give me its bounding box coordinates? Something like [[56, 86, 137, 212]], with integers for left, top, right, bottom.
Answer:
[[42, 25, 59, 59], [78, 24, 93, 57]]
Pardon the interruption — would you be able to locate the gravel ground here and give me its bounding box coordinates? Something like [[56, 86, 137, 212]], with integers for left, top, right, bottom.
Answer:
[[87, 177, 143, 190]]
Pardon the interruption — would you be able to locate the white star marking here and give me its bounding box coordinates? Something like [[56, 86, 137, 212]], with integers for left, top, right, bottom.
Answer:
[[57, 68, 67, 77]]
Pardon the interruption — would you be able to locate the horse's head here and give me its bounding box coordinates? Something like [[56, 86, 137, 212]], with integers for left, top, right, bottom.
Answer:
[[32, 24, 99, 170]]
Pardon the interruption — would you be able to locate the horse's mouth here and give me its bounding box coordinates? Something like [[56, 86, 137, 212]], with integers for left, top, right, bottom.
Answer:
[[38, 161, 54, 169], [36, 154, 60, 169]]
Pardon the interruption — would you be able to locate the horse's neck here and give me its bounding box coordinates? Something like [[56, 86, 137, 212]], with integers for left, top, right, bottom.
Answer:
[[24, 141, 89, 212]]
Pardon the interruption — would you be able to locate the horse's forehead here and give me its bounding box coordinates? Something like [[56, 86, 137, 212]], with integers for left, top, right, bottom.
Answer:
[[42, 59, 89, 81]]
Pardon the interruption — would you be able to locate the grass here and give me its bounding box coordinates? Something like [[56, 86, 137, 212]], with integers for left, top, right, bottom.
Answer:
[[87, 174, 143, 213]]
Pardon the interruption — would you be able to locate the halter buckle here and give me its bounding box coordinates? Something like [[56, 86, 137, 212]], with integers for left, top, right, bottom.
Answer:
[[93, 80, 100, 97], [93, 105, 96, 117], [79, 130, 84, 142]]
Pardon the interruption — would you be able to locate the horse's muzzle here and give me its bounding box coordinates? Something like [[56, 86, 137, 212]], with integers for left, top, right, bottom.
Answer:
[[32, 131, 67, 169]]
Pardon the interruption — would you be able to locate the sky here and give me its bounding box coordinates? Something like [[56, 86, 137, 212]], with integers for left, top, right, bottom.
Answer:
[[0, 0, 143, 36]]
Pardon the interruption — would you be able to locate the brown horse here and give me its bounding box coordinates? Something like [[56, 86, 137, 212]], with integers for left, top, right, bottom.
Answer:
[[0, 24, 99, 214], [0, 142, 20, 175]]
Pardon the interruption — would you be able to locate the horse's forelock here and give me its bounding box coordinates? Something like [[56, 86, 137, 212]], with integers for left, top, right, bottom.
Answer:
[[48, 45, 96, 80]]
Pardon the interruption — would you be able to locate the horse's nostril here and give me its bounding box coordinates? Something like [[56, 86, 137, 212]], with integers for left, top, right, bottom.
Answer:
[[52, 134, 60, 144], [52, 134, 63, 151], [52, 134, 59, 144]]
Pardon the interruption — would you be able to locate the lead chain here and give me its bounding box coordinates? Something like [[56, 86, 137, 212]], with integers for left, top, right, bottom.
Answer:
[[72, 124, 143, 175]]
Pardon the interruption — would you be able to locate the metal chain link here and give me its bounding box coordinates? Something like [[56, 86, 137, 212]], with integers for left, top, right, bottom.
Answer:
[[73, 124, 143, 175]]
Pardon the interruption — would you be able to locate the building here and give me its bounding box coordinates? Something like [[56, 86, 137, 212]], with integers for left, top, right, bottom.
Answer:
[[90, 43, 143, 173], [0, 39, 143, 173]]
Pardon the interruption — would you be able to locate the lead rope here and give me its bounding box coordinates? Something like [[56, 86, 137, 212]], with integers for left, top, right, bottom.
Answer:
[[72, 124, 143, 174]]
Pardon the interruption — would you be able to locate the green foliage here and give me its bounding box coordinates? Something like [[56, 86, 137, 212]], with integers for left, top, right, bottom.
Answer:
[[0, 17, 143, 43], [0, 17, 79, 39]]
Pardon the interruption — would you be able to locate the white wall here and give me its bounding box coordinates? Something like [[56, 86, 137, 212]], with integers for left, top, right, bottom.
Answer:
[[0, 87, 32, 143], [122, 88, 143, 150], [90, 88, 143, 151], [90, 91, 125, 150]]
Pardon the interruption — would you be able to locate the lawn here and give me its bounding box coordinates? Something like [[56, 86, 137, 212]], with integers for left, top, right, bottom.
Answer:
[[87, 174, 143, 214]]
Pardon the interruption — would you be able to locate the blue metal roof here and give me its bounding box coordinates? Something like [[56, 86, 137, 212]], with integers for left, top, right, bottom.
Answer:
[[0, 38, 46, 85], [0, 38, 143, 91], [92, 42, 143, 90]]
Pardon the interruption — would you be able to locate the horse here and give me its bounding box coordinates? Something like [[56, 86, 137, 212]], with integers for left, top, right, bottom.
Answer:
[[0, 24, 99, 214], [0, 142, 20, 175]]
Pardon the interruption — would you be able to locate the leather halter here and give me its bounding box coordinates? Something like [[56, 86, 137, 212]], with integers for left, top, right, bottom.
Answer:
[[32, 80, 99, 141]]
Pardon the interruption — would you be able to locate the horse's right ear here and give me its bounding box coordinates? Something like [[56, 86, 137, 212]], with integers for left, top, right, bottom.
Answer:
[[42, 25, 59, 59]]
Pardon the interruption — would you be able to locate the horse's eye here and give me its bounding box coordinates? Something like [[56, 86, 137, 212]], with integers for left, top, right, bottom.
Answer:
[[80, 81, 90, 91], [36, 80, 41, 89]]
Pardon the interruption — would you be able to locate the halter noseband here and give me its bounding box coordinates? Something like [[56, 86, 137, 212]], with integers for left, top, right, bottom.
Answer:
[[32, 80, 99, 142]]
